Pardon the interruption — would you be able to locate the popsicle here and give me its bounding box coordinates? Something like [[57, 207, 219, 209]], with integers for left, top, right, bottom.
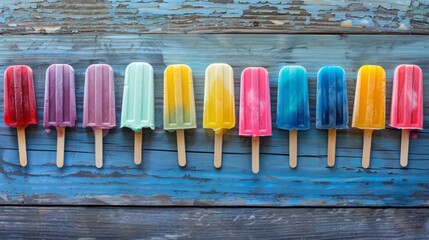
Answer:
[[203, 63, 235, 168], [3, 65, 37, 167], [352, 65, 385, 169], [83, 64, 116, 168], [121, 62, 155, 165], [239, 67, 271, 173], [164, 64, 196, 167], [390, 64, 423, 167], [316, 66, 348, 167], [276, 66, 309, 168], [43, 64, 76, 168]]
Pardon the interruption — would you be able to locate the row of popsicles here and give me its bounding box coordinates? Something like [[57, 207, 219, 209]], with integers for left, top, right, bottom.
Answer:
[[3, 63, 423, 172]]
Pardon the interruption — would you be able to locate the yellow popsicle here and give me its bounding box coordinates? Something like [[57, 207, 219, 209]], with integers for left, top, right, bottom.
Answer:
[[203, 63, 235, 133], [164, 64, 196, 167], [164, 64, 196, 130], [203, 63, 236, 168], [352, 65, 386, 169]]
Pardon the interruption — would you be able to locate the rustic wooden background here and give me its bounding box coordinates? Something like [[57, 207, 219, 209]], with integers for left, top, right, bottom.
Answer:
[[1, 0, 429, 239]]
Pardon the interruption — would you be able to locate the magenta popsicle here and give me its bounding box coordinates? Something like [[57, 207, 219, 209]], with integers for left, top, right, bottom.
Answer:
[[83, 64, 116, 168], [390, 65, 423, 130], [239, 67, 272, 173], [390, 64, 423, 167], [239, 67, 272, 137], [43, 64, 76, 168]]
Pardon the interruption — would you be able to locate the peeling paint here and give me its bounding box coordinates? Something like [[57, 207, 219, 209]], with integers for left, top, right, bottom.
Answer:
[[0, 0, 427, 33], [398, 22, 409, 30], [398, 19, 411, 30], [304, 16, 311, 25], [341, 19, 352, 28], [32, 26, 61, 33], [358, 17, 375, 28], [270, 20, 286, 25]]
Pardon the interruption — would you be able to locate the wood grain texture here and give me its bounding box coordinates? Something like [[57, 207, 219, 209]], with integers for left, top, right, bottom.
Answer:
[[0, 0, 428, 34], [0, 34, 428, 206], [0, 206, 428, 239]]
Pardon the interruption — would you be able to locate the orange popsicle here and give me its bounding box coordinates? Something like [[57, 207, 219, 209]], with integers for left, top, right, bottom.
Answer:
[[352, 65, 386, 169]]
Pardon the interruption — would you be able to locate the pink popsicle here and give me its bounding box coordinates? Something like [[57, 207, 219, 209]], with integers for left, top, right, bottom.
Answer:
[[43, 64, 76, 168], [390, 64, 423, 129], [239, 67, 272, 173], [83, 64, 116, 168], [390, 64, 423, 167]]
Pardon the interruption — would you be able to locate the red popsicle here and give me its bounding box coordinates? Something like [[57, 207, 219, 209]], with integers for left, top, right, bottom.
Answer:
[[3, 65, 38, 166]]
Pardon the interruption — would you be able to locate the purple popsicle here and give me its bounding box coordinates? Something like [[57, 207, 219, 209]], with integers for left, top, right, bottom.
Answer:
[[83, 64, 116, 168], [43, 64, 76, 168], [44, 64, 76, 127]]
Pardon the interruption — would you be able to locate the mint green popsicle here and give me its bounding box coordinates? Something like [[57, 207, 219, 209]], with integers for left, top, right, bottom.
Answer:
[[121, 62, 155, 131], [121, 62, 154, 165]]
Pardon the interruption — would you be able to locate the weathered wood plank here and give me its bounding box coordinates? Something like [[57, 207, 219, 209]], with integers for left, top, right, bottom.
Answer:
[[1, 0, 428, 34], [0, 34, 428, 206], [0, 206, 428, 239]]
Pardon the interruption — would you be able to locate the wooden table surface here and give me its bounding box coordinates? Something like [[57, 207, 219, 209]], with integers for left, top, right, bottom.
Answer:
[[1, 0, 429, 239]]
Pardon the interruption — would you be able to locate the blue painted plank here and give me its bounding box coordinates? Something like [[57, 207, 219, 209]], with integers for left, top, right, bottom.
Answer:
[[0, 34, 428, 206], [0, 1, 428, 34]]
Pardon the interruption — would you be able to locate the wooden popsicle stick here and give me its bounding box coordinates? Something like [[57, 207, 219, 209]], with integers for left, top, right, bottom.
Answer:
[[56, 127, 65, 168], [214, 132, 222, 169], [362, 129, 373, 169], [95, 128, 103, 168], [289, 130, 297, 168], [177, 129, 186, 167], [16, 127, 27, 167], [252, 136, 259, 174], [134, 131, 143, 165], [400, 129, 410, 168], [327, 129, 336, 167]]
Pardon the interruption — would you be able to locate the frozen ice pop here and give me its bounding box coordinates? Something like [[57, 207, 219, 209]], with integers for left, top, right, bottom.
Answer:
[[316, 66, 348, 167], [203, 63, 235, 168], [164, 64, 196, 167], [43, 64, 76, 168], [121, 62, 154, 165], [390, 64, 423, 167], [352, 65, 385, 169], [239, 67, 271, 173], [3, 65, 37, 167], [83, 64, 116, 168], [276, 66, 309, 168]]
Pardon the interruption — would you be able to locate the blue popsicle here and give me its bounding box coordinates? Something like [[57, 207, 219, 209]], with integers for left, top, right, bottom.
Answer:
[[316, 66, 348, 129], [276, 66, 310, 130], [316, 66, 348, 167], [276, 66, 309, 168]]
